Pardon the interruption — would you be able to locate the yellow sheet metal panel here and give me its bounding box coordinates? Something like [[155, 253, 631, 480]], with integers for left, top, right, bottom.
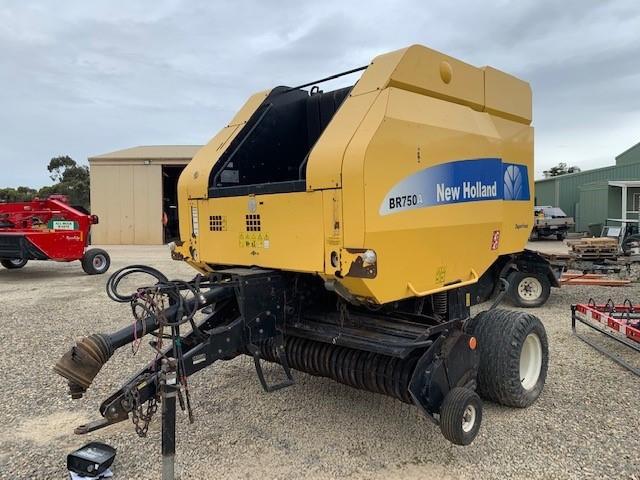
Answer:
[[308, 45, 487, 192], [483, 67, 532, 125], [175, 44, 534, 304], [176, 91, 271, 249], [188, 191, 325, 273], [178, 90, 270, 201], [306, 90, 379, 190], [351, 45, 484, 111], [492, 116, 535, 252], [322, 189, 343, 275], [389, 45, 485, 111], [340, 89, 500, 302], [341, 89, 390, 247], [349, 48, 407, 97]]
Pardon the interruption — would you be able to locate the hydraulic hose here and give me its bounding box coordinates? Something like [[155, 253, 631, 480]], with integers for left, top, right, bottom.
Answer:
[[54, 285, 233, 398]]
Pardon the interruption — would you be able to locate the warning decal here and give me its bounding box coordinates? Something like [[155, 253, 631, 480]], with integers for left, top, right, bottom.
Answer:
[[239, 232, 270, 249]]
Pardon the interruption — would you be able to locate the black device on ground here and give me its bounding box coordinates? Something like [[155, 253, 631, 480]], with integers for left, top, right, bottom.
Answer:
[[67, 441, 116, 477]]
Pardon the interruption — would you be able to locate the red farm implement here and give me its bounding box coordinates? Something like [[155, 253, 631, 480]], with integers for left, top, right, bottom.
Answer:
[[571, 300, 640, 376], [0, 195, 110, 275]]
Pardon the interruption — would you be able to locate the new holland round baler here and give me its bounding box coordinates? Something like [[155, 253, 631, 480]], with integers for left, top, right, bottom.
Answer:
[[56, 45, 548, 473]]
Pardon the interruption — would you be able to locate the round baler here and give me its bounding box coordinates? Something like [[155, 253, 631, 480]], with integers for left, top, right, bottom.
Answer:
[[55, 46, 547, 471]]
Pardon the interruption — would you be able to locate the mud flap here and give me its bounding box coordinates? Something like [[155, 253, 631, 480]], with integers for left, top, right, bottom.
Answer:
[[407, 330, 478, 423]]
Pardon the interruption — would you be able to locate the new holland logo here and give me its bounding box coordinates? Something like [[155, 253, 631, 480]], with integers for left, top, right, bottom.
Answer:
[[380, 158, 530, 215], [503, 164, 524, 201]]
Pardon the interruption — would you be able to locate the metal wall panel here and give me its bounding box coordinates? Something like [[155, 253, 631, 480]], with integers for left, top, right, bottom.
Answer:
[[535, 162, 640, 230], [90, 163, 163, 244], [577, 183, 608, 232]]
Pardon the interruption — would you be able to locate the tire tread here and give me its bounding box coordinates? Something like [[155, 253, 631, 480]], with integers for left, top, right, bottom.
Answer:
[[471, 309, 548, 407]]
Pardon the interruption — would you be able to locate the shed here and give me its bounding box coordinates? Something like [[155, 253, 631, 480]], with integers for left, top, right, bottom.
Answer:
[[535, 141, 640, 232], [89, 145, 202, 245]]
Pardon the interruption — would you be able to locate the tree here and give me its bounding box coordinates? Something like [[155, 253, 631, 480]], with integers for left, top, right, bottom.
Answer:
[[47, 155, 77, 182], [0, 156, 90, 209], [543, 162, 581, 178], [0, 186, 37, 202], [41, 159, 90, 208]]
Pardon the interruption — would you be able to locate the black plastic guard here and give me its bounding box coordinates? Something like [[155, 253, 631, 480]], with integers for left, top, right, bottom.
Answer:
[[0, 234, 48, 260], [408, 329, 478, 424]]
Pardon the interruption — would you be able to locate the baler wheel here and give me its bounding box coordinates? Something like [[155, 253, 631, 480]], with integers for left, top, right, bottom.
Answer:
[[470, 309, 548, 408], [1, 258, 28, 269], [439, 387, 482, 446], [507, 271, 550, 308], [81, 249, 111, 275]]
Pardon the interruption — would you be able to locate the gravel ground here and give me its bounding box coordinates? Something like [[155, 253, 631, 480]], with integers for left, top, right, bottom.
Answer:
[[1, 244, 639, 480]]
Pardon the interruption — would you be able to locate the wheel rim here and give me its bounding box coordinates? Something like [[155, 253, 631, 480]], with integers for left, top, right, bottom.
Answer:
[[9, 259, 24, 266], [519, 333, 543, 390], [518, 276, 542, 300], [461, 404, 476, 433], [92, 254, 107, 271]]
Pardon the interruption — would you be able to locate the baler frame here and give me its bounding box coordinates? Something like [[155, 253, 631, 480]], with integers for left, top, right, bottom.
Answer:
[[56, 265, 481, 474]]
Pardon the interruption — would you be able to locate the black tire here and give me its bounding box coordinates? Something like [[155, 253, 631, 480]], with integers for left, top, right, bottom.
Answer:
[[556, 232, 565, 241], [439, 387, 483, 446], [506, 271, 551, 308], [1, 258, 28, 269], [81, 249, 110, 275], [470, 309, 548, 408]]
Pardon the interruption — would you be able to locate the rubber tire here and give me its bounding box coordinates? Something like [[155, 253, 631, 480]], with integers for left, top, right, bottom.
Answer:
[[470, 309, 548, 408], [1, 258, 28, 269], [507, 271, 551, 308], [439, 387, 483, 446], [81, 248, 110, 275], [556, 232, 565, 241]]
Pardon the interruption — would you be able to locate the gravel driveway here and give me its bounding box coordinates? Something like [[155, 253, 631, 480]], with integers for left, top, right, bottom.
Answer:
[[1, 245, 639, 479]]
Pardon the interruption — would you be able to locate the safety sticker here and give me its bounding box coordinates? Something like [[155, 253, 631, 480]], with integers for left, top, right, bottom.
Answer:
[[491, 230, 501, 250], [239, 232, 270, 249]]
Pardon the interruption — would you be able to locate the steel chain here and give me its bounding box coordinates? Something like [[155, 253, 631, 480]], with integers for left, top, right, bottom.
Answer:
[[125, 385, 158, 437]]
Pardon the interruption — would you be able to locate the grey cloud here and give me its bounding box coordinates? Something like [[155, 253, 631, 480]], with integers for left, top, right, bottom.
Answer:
[[0, 0, 639, 186]]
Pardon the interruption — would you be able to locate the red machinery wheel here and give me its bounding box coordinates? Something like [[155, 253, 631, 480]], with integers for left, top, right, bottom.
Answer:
[[1, 258, 28, 269], [81, 249, 111, 275]]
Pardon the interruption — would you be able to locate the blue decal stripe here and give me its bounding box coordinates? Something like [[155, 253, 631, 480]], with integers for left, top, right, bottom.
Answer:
[[380, 158, 530, 215]]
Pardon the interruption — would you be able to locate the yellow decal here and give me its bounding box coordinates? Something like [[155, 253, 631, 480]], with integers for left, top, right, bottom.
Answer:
[[239, 232, 270, 249], [435, 266, 446, 285]]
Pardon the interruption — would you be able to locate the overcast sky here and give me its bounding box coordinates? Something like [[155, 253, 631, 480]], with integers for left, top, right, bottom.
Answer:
[[1, 0, 639, 187]]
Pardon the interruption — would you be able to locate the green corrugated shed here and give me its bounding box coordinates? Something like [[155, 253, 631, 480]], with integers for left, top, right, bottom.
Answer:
[[576, 182, 608, 232], [535, 141, 640, 231], [575, 182, 640, 233], [616, 142, 640, 166]]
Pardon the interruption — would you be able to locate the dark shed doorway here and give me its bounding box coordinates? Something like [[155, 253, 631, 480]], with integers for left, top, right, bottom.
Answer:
[[162, 165, 186, 243]]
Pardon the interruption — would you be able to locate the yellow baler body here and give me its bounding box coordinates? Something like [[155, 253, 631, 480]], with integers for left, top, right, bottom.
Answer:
[[175, 44, 533, 305]]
